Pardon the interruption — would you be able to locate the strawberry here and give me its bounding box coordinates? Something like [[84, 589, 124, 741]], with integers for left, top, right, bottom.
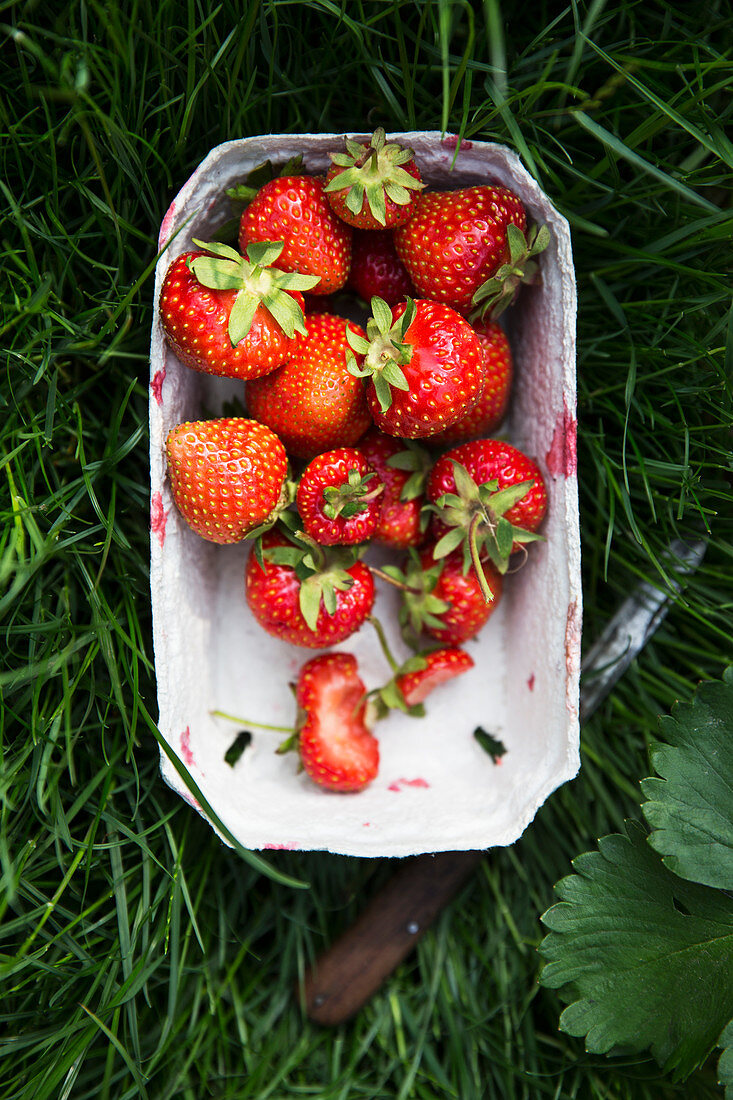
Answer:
[[159, 241, 318, 380], [296, 448, 383, 546], [246, 312, 372, 460], [395, 646, 475, 706], [395, 547, 503, 646], [239, 175, 351, 295], [349, 229, 416, 306], [428, 321, 513, 446], [324, 128, 424, 230], [393, 186, 549, 318], [346, 297, 483, 439], [295, 652, 379, 792], [358, 428, 429, 549], [165, 418, 288, 544], [245, 530, 375, 648]]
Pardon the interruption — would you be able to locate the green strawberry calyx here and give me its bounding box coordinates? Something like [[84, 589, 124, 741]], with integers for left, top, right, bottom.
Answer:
[[427, 460, 544, 602], [384, 439, 432, 501], [471, 223, 551, 321], [345, 296, 416, 413], [364, 615, 429, 718], [324, 128, 424, 226], [372, 550, 451, 648], [259, 529, 362, 634], [188, 239, 320, 345], [322, 467, 384, 521]]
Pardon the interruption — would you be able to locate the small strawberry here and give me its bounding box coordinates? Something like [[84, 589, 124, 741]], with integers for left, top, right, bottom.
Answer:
[[165, 418, 288, 544], [159, 241, 318, 380], [359, 428, 430, 549], [349, 229, 416, 306], [393, 186, 550, 318], [245, 530, 375, 648], [296, 448, 383, 546], [395, 646, 475, 706], [239, 175, 351, 295], [392, 547, 503, 646], [346, 297, 484, 439], [246, 312, 372, 460], [324, 128, 424, 230], [428, 321, 513, 446], [294, 652, 379, 792], [427, 440, 547, 590]]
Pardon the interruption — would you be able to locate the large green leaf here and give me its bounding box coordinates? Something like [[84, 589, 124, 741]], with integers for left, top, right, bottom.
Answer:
[[641, 667, 733, 890], [539, 820, 733, 1081], [719, 1019, 733, 1099]]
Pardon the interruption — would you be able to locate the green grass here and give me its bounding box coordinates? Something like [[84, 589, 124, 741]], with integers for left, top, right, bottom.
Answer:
[[2, 1, 732, 1097]]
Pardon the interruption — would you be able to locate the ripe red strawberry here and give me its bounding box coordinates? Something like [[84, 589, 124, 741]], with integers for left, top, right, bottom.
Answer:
[[245, 530, 374, 648], [295, 652, 379, 792], [428, 321, 513, 446], [398, 547, 503, 646], [239, 175, 351, 295], [393, 186, 549, 318], [297, 448, 383, 546], [346, 297, 483, 439], [159, 241, 317, 380], [348, 229, 416, 306], [359, 428, 429, 549], [324, 128, 424, 230], [165, 418, 288, 544], [395, 646, 475, 706], [246, 313, 372, 460]]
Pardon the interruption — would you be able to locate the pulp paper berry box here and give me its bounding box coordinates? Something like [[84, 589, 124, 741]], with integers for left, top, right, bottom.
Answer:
[[149, 132, 580, 857]]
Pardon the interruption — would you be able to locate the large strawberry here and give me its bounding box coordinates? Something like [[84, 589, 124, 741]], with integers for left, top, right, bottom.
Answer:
[[428, 321, 513, 446], [390, 547, 503, 646], [245, 530, 374, 648], [346, 297, 483, 439], [165, 418, 288, 543], [159, 241, 318, 380], [349, 229, 416, 306], [246, 312, 372, 460], [296, 448, 383, 546], [324, 128, 424, 230], [359, 428, 429, 549], [426, 439, 546, 600], [239, 175, 351, 295], [294, 652, 379, 792], [393, 186, 549, 318]]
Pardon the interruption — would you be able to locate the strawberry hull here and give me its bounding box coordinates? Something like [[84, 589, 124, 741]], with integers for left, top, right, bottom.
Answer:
[[149, 132, 580, 857]]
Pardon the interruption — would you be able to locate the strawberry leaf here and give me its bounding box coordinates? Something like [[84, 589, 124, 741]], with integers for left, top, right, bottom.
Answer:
[[539, 820, 733, 1082], [641, 667, 733, 891], [228, 291, 260, 346]]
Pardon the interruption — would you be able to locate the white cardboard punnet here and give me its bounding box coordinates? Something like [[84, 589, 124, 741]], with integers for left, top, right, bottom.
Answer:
[[149, 133, 581, 857]]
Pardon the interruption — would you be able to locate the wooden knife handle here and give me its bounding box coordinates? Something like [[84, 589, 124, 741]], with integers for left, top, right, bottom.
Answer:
[[300, 849, 483, 1025]]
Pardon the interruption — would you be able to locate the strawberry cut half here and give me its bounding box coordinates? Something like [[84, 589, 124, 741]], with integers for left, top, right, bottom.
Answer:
[[395, 647, 475, 706], [295, 653, 379, 792]]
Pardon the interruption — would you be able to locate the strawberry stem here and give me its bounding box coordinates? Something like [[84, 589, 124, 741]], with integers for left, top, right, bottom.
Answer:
[[368, 615, 400, 672], [367, 564, 422, 595], [469, 513, 495, 605], [210, 708, 295, 734]]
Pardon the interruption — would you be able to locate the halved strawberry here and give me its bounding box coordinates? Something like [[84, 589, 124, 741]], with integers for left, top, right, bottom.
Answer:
[[165, 418, 288, 543], [246, 312, 372, 460], [395, 647, 475, 705], [245, 530, 374, 648], [324, 129, 424, 230], [239, 175, 352, 295], [296, 448, 383, 546], [295, 652, 379, 792]]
